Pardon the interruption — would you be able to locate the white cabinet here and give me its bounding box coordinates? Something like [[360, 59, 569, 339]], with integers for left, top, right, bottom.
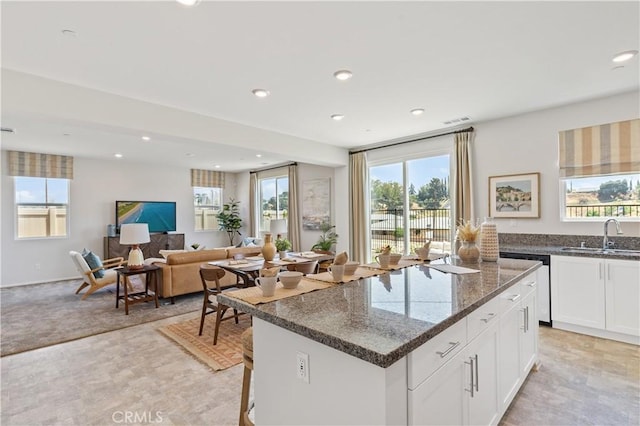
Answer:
[[408, 349, 467, 426], [409, 272, 540, 426], [520, 290, 538, 376], [605, 259, 640, 336], [409, 322, 500, 426], [466, 321, 500, 426], [551, 256, 605, 329], [551, 256, 640, 343]]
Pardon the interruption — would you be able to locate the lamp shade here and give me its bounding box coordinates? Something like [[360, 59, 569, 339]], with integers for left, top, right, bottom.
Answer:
[[119, 223, 150, 245], [270, 219, 287, 236]]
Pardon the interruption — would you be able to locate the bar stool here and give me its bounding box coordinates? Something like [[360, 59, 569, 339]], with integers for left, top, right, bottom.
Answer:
[[239, 327, 254, 426]]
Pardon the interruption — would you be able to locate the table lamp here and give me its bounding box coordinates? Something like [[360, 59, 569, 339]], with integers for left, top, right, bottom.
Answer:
[[270, 219, 287, 240], [119, 223, 150, 270]]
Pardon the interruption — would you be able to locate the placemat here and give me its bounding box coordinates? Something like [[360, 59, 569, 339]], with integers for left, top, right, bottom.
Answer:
[[362, 258, 424, 271], [225, 278, 334, 305], [305, 266, 383, 284]]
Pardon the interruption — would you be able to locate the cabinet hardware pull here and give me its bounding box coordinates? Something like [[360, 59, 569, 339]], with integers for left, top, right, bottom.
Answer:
[[481, 313, 496, 323], [436, 341, 460, 358], [465, 357, 475, 397], [474, 354, 479, 392], [524, 281, 536, 287], [607, 264, 611, 281], [508, 294, 521, 302], [524, 306, 529, 332], [599, 263, 603, 280]]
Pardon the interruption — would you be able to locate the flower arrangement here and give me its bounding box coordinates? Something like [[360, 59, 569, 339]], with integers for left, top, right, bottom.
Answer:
[[456, 219, 481, 242], [275, 237, 292, 252]]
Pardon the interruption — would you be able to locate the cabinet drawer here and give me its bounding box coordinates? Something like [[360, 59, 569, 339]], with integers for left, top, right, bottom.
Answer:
[[520, 273, 537, 297], [499, 286, 523, 315], [407, 318, 467, 390], [467, 296, 500, 342]]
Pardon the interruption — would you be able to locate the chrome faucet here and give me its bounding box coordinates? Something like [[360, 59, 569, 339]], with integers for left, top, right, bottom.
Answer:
[[603, 218, 623, 250]]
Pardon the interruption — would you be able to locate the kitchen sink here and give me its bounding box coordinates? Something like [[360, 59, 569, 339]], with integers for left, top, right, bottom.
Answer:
[[561, 247, 640, 255]]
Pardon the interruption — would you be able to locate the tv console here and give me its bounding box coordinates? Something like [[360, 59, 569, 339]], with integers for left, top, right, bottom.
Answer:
[[104, 233, 185, 260]]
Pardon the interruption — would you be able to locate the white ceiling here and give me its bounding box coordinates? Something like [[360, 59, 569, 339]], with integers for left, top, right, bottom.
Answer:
[[1, 1, 638, 172]]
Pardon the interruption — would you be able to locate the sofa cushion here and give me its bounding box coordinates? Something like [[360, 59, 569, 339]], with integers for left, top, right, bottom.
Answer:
[[82, 249, 105, 278], [166, 249, 228, 265]]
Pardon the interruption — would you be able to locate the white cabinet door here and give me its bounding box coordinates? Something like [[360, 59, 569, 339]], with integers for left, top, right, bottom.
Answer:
[[498, 300, 521, 412], [551, 256, 605, 329], [520, 290, 538, 376], [605, 259, 640, 336], [466, 321, 500, 426], [408, 349, 466, 426]]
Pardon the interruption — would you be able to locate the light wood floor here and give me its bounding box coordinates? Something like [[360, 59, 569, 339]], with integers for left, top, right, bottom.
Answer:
[[1, 318, 638, 425]]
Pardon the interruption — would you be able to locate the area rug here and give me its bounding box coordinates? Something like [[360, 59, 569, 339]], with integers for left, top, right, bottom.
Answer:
[[158, 313, 251, 371], [1, 279, 203, 357]]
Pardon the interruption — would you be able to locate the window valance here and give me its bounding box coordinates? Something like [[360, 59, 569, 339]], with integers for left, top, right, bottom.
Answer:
[[8, 150, 74, 179], [559, 118, 639, 178], [191, 169, 225, 188]]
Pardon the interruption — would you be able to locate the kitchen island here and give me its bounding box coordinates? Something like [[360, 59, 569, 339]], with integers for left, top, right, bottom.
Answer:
[[219, 258, 541, 425]]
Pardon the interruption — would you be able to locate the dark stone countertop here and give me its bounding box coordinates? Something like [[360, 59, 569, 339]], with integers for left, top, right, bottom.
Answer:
[[500, 244, 640, 261], [218, 258, 541, 368]]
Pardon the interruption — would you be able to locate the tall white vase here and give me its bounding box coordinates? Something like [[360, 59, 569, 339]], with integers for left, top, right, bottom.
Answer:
[[480, 217, 499, 262]]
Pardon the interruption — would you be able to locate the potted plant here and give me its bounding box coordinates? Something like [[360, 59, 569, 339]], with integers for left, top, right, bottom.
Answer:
[[275, 237, 292, 258], [311, 222, 338, 253], [216, 198, 243, 246]]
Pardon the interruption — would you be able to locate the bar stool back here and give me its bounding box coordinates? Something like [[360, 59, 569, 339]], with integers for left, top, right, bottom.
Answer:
[[240, 327, 254, 426]]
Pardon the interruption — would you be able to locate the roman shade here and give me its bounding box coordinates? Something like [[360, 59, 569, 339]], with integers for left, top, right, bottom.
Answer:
[[559, 119, 640, 178], [191, 169, 225, 188], [8, 150, 74, 179]]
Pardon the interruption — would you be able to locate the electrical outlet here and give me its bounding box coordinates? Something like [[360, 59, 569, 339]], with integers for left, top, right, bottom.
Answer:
[[296, 351, 309, 383]]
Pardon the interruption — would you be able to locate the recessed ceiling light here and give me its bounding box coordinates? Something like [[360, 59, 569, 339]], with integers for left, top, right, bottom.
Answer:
[[410, 108, 425, 116], [331, 114, 345, 121], [141, 136, 151, 141], [114, 153, 123, 158], [61, 29, 77, 37], [612, 50, 638, 63], [214, 165, 221, 169], [333, 70, 353, 81], [176, 0, 201, 6], [252, 89, 270, 98], [185, 153, 195, 157], [256, 154, 262, 158]]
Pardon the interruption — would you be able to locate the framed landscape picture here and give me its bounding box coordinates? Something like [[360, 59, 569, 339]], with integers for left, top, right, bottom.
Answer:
[[302, 178, 331, 230], [489, 172, 540, 218]]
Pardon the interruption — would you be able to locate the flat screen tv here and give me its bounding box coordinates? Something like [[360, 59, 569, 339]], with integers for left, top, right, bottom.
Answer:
[[115, 201, 176, 233]]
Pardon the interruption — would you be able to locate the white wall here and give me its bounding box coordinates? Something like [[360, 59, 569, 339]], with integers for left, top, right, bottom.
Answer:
[[473, 90, 640, 237], [1, 154, 238, 286]]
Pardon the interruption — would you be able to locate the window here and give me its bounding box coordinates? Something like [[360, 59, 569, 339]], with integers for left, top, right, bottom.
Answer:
[[369, 154, 452, 258], [561, 173, 640, 220], [559, 119, 639, 221], [15, 177, 69, 239], [259, 175, 288, 234], [193, 186, 222, 231]]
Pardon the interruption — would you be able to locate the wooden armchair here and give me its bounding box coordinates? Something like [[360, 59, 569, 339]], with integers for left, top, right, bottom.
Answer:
[[69, 251, 127, 299]]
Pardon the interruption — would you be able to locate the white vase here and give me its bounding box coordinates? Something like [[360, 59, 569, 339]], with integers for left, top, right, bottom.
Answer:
[[480, 217, 499, 262]]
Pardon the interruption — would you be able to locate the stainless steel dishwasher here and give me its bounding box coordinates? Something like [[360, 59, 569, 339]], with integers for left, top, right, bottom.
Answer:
[[500, 251, 551, 326]]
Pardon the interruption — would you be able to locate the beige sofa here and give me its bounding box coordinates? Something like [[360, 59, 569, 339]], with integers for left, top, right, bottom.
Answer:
[[152, 247, 262, 302]]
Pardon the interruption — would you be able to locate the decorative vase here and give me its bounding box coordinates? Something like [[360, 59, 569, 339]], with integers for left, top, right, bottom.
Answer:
[[480, 217, 499, 262], [458, 241, 480, 263], [262, 233, 276, 261]]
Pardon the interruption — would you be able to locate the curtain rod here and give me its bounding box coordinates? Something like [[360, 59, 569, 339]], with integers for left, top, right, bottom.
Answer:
[[349, 126, 474, 155], [250, 162, 297, 174]]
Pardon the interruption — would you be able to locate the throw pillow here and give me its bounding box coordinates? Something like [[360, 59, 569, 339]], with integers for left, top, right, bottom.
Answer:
[[82, 249, 105, 278]]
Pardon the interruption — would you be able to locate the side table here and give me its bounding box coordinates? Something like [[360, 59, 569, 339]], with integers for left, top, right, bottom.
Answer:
[[116, 264, 160, 315]]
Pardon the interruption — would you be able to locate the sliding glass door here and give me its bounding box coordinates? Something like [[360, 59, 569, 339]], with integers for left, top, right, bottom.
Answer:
[[369, 154, 452, 259]]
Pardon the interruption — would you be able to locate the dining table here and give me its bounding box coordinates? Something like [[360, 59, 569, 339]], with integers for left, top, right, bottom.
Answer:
[[209, 251, 334, 286]]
